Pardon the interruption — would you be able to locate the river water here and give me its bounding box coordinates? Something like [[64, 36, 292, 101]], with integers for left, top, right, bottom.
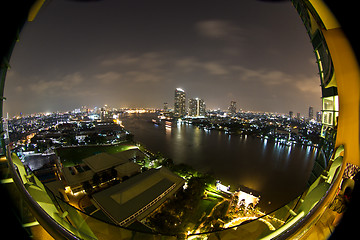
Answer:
[[121, 113, 317, 212]]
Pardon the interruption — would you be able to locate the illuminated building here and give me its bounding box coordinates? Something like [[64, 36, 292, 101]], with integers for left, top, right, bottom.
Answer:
[[228, 101, 236, 115], [216, 181, 231, 193], [100, 105, 109, 121], [188, 97, 205, 117], [61, 149, 143, 193], [308, 106, 314, 119], [163, 102, 168, 111], [235, 190, 260, 208], [174, 88, 186, 117]]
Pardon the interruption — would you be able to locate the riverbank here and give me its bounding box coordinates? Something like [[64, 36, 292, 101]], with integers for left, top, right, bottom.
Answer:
[[19, 118, 297, 236], [120, 113, 318, 213]]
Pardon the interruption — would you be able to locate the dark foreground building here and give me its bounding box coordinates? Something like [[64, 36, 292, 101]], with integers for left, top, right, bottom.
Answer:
[[92, 167, 185, 226]]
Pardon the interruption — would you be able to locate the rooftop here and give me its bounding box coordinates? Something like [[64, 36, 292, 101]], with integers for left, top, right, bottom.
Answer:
[[83, 152, 127, 173], [62, 149, 143, 188], [92, 167, 185, 226], [114, 161, 141, 178], [176, 88, 185, 92]]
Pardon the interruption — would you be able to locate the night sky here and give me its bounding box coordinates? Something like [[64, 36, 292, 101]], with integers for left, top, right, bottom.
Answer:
[[5, 0, 321, 117]]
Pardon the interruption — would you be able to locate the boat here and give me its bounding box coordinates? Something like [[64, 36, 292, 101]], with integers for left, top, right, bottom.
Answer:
[[152, 119, 160, 125]]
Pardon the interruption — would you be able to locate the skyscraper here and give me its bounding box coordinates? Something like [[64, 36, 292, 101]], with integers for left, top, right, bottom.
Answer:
[[188, 98, 205, 117], [289, 111, 294, 119], [100, 105, 109, 121], [228, 101, 236, 115], [174, 88, 186, 117], [309, 106, 314, 120]]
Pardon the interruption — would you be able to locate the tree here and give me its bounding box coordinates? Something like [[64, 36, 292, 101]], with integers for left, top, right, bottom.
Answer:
[[110, 167, 118, 179], [125, 133, 134, 142], [85, 133, 106, 145], [82, 181, 93, 194], [161, 158, 174, 168], [101, 172, 112, 182], [92, 173, 101, 187], [62, 134, 78, 146]]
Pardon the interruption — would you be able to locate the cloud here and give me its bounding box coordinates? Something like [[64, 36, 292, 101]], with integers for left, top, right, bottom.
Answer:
[[124, 71, 164, 83], [15, 86, 23, 93], [231, 66, 297, 86], [202, 62, 229, 75], [29, 72, 84, 94], [259, 70, 292, 85], [195, 20, 243, 40], [98, 52, 176, 85], [101, 52, 167, 70], [229, 65, 321, 97], [100, 53, 231, 85], [175, 57, 199, 72], [175, 57, 229, 76], [294, 76, 321, 94], [95, 71, 122, 83], [255, 70, 320, 94], [308, 58, 318, 67], [98, 52, 320, 101], [100, 55, 138, 66]]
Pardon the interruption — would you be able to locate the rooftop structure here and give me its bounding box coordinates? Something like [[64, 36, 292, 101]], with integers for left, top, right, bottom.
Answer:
[[62, 149, 143, 193], [235, 190, 260, 208], [92, 167, 185, 226], [83, 152, 127, 173], [111, 148, 146, 162], [114, 161, 141, 179]]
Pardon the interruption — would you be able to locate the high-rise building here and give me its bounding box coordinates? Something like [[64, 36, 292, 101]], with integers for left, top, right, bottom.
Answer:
[[289, 111, 294, 119], [309, 106, 314, 120], [297, 112, 301, 119], [163, 102, 168, 111], [174, 88, 186, 117], [188, 98, 205, 117], [100, 105, 111, 121], [228, 101, 236, 115]]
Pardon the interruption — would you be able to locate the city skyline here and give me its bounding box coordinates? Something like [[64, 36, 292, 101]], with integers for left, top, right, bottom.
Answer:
[[4, 0, 321, 117], [7, 102, 318, 120], [4, 84, 321, 119]]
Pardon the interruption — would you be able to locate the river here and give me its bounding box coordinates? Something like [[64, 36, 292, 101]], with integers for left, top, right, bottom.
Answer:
[[120, 113, 318, 212]]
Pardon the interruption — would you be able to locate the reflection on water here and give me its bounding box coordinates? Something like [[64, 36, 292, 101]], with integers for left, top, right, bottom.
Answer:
[[121, 113, 317, 212]]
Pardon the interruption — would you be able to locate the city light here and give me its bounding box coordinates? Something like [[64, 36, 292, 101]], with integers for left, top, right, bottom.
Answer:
[[235, 190, 260, 208], [216, 181, 231, 193], [223, 216, 276, 231], [6, 102, 324, 236]]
